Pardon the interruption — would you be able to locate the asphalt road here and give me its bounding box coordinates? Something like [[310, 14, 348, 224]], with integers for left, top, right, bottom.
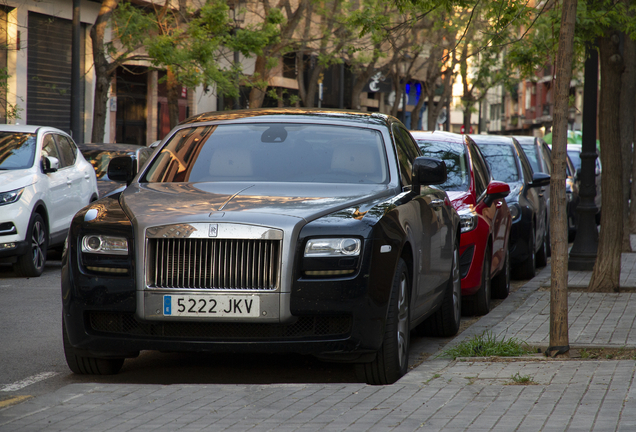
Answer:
[[0, 253, 531, 402]]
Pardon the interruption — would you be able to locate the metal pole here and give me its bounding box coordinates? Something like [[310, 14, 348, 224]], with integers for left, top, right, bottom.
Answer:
[[70, 0, 81, 140], [233, 46, 240, 110], [339, 61, 344, 109], [569, 43, 599, 270]]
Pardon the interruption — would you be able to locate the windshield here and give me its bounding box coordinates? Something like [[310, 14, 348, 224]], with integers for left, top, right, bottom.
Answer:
[[0, 133, 37, 170], [143, 123, 389, 184], [417, 140, 469, 191], [83, 150, 134, 180], [567, 150, 581, 170], [520, 144, 540, 173], [475, 143, 520, 183]]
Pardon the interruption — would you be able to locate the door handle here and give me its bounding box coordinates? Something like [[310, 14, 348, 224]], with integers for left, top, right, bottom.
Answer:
[[430, 199, 444, 209]]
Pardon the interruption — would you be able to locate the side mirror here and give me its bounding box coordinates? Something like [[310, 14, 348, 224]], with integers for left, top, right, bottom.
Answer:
[[412, 157, 447, 192], [529, 172, 551, 188], [483, 180, 510, 206], [108, 156, 135, 185], [41, 156, 59, 173]]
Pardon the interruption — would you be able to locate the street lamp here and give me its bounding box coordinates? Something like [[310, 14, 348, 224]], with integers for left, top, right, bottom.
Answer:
[[229, 0, 245, 110]]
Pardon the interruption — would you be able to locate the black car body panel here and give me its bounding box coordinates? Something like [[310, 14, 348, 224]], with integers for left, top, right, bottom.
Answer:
[[62, 109, 459, 367], [471, 135, 548, 267]]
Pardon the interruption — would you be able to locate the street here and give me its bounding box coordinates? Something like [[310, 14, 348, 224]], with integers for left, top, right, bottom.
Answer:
[[1, 253, 493, 399]]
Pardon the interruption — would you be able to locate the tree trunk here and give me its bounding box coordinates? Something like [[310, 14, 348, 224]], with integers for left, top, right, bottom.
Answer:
[[589, 33, 624, 293], [619, 32, 635, 251], [166, 67, 180, 129], [90, 0, 120, 143], [248, 55, 268, 109], [410, 90, 427, 130], [547, 0, 577, 359]]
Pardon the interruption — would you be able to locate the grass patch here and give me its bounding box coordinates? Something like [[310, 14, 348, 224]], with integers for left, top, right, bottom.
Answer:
[[508, 372, 537, 385], [438, 331, 533, 360]]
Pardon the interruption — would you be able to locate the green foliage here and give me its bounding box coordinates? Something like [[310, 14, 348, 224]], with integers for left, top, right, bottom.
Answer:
[[438, 331, 533, 359], [510, 372, 536, 385]]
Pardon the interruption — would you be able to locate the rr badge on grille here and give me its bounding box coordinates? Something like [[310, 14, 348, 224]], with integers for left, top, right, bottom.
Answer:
[[209, 224, 218, 237]]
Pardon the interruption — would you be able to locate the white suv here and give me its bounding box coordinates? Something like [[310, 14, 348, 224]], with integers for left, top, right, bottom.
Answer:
[[0, 125, 98, 276]]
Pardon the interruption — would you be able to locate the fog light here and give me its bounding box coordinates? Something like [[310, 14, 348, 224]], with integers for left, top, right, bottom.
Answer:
[[0, 242, 17, 251]]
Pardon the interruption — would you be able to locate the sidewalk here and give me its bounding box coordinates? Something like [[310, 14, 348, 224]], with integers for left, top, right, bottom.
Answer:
[[2, 256, 636, 431]]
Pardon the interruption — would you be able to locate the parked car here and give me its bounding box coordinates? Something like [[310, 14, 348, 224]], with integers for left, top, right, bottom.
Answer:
[[412, 131, 512, 316], [567, 143, 602, 223], [516, 136, 552, 255], [471, 135, 550, 279], [543, 142, 581, 241], [0, 125, 98, 276], [78, 143, 155, 197], [62, 108, 461, 385]]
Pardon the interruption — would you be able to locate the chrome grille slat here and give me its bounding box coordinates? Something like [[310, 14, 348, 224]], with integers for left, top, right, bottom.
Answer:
[[148, 238, 280, 290]]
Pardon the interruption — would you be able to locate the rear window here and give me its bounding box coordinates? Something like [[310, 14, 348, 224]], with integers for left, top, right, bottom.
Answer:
[[475, 143, 520, 183], [143, 123, 389, 184], [417, 140, 469, 191]]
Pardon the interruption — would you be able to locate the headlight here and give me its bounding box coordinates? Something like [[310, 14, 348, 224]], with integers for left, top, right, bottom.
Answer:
[[304, 238, 361, 257], [509, 203, 521, 221], [566, 178, 573, 194], [459, 210, 478, 233], [0, 188, 24, 206], [81, 235, 128, 255]]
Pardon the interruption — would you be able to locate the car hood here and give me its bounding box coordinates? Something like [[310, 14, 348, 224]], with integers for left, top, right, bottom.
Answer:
[[0, 169, 37, 192], [446, 191, 473, 211], [504, 181, 524, 204], [120, 182, 395, 226]]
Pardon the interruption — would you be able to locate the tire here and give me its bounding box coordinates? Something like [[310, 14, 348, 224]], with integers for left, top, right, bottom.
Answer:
[[356, 259, 410, 385], [535, 229, 548, 268], [416, 240, 461, 337], [545, 219, 551, 257], [463, 245, 491, 316], [63, 318, 124, 375], [514, 227, 536, 280], [491, 247, 510, 299], [13, 213, 48, 277]]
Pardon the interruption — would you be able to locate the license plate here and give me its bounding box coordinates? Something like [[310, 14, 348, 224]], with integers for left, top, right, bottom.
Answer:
[[163, 294, 260, 317]]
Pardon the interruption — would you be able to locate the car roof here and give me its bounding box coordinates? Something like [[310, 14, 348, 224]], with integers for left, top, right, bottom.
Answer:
[[0, 124, 66, 134], [410, 130, 464, 143], [513, 136, 540, 145], [78, 143, 145, 151], [180, 108, 394, 128], [469, 134, 516, 146]]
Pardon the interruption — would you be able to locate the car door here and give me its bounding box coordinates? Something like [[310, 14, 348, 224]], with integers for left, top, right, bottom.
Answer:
[[517, 143, 546, 252], [53, 134, 87, 228], [471, 141, 508, 271], [40, 133, 68, 237], [392, 125, 451, 316]]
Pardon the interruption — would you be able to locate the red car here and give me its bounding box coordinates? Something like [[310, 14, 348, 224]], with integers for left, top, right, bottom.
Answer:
[[412, 131, 512, 316]]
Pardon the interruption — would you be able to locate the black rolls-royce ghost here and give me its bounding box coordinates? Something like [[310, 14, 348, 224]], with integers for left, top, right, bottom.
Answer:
[[62, 108, 460, 385]]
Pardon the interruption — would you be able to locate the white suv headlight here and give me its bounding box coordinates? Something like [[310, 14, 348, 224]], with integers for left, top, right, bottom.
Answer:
[[0, 188, 24, 206], [304, 238, 361, 257], [81, 235, 128, 255]]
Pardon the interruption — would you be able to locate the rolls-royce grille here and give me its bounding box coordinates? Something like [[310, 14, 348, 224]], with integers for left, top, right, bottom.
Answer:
[[88, 312, 352, 340], [147, 238, 281, 290]]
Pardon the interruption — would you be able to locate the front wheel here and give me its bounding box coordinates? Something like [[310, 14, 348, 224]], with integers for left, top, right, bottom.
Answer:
[[356, 258, 410, 385], [514, 227, 536, 280], [491, 248, 510, 299], [63, 318, 124, 375], [463, 245, 491, 316], [535, 229, 548, 268], [13, 213, 48, 277]]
